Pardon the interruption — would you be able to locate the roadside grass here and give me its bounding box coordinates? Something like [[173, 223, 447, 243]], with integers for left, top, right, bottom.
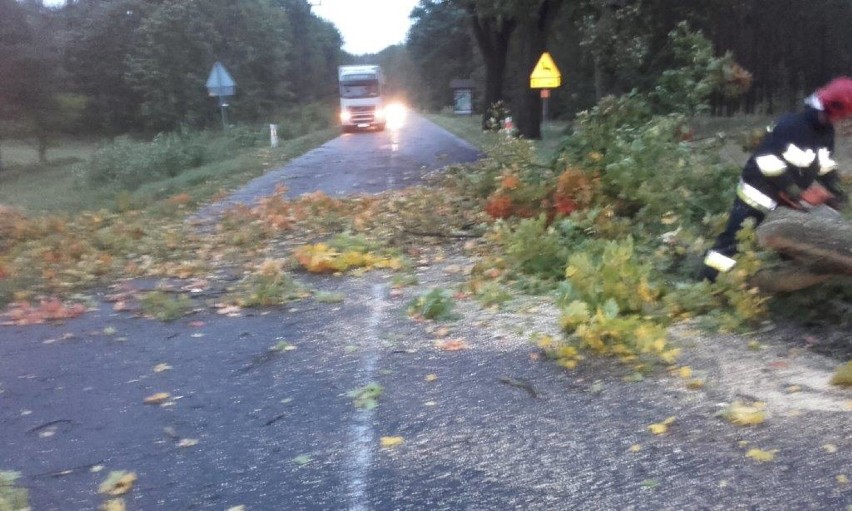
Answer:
[[0, 138, 96, 166], [0, 141, 101, 212], [0, 129, 337, 215], [131, 129, 336, 215], [424, 112, 569, 163]]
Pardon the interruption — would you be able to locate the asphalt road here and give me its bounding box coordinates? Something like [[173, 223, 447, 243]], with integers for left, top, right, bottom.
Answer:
[[2, 115, 851, 510]]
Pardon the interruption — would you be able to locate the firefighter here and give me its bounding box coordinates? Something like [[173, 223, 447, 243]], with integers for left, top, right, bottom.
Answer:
[[700, 76, 852, 282]]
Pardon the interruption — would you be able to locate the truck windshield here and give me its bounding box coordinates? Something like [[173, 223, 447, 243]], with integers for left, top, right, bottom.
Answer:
[[340, 79, 380, 99]]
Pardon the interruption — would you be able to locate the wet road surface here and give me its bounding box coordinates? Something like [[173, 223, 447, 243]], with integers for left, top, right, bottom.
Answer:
[[2, 115, 851, 510]]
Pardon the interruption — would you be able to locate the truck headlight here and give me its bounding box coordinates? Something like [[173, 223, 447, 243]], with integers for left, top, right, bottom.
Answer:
[[385, 103, 407, 130], [340, 110, 351, 122]]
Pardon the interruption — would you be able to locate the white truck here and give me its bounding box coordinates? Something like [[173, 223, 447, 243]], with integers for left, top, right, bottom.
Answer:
[[338, 65, 385, 132]]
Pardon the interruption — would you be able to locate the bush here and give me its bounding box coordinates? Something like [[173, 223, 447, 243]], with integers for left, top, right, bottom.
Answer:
[[77, 130, 215, 190], [227, 125, 264, 148], [274, 102, 335, 140]]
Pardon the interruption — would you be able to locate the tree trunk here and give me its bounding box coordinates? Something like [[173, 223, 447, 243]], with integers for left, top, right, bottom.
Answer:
[[469, 11, 515, 129], [753, 205, 852, 291], [514, 0, 563, 140], [756, 206, 852, 275]]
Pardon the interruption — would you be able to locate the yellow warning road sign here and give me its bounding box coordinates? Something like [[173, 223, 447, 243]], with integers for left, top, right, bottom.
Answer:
[[530, 52, 561, 89]]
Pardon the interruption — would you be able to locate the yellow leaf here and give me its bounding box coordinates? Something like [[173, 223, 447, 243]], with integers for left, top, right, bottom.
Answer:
[[629, 444, 642, 453], [723, 401, 766, 426], [648, 416, 675, 435], [143, 392, 170, 405], [830, 361, 852, 387], [98, 471, 137, 496], [380, 436, 404, 448], [686, 379, 705, 389], [153, 363, 172, 373], [677, 366, 693, 379], [558, 359, 578, 370], [836, 474, 849, 485], [660, 349, 680, 364], [745, 448, 776, 463], [100, 499, 125, 511], [424, 374, 438, 382], [823, 444, 838, 454]]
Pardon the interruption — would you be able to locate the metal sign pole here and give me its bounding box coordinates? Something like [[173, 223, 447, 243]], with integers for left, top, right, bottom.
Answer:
[[540, 89, 550, 138], [219, 96, 227, 130]]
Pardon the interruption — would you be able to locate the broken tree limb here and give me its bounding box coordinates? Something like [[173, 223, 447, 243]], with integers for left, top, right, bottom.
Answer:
[[756, 205, 852, 275], [749, 263, 834, 292]]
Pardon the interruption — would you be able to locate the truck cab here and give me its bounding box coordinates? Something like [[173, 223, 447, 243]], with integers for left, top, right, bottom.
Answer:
[[338, 65, 385, 132]]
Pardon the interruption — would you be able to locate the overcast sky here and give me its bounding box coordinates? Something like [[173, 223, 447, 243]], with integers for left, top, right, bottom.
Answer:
[[42, 0, 420, 56], [311, 0, 419, 55]]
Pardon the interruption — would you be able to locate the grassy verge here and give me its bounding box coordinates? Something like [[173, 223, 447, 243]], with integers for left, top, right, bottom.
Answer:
[[424, 113, 569, 164], [0, 138, 97, 166], [0, 129, 336, 215], [0, 140, 98, 213], [130, 129, 336, 213]]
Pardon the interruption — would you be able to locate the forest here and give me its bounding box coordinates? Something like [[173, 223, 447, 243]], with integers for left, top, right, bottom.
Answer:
[[3, 0, 852, 148]]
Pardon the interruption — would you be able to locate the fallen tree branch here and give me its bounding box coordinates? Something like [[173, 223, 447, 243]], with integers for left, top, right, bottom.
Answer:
[[401, 229, 482, 239]]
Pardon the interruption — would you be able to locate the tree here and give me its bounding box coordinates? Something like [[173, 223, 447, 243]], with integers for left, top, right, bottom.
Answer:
[[124, 1, 218, 131], [63, 0, 151, 133], [0, 0, 63, 164], [0, 0, 30, 170], [407, 0, 478, 111], [575, 0, 649, 101], [276, 0, 343, 102]]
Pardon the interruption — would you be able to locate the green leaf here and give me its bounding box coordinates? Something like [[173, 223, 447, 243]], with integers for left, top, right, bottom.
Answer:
[[602, 298, 620, 319], [564, 300, 589, 321]]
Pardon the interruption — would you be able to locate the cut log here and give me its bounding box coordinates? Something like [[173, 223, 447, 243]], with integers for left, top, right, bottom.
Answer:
[[756, 206, 852, 275], [752, 206, 852, 292], [750, 264, 834, 293]]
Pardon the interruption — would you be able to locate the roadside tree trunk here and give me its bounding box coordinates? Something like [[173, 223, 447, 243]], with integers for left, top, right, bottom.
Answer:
[[468, 12, 515, 129], [514, 0, 563, 140]]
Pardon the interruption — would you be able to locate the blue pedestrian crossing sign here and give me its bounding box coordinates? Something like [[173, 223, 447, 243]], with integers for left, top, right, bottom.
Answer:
[[530, 52, 561, 89], [206, 62, 236, 97]]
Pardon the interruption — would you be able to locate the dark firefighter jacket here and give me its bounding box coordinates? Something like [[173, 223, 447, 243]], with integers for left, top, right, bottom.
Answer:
[[738, 106, 846, 212]]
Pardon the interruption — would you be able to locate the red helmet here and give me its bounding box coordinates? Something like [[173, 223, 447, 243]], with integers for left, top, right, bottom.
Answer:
[[816, 77, 852, 122]]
